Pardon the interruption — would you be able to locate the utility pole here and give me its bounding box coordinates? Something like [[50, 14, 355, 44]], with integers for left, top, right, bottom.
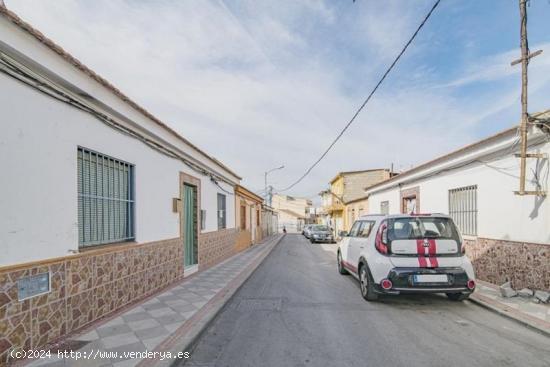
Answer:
[[266, 185, 273, 207], [264, 165, 284, 205], [511, 0, 545, 196]]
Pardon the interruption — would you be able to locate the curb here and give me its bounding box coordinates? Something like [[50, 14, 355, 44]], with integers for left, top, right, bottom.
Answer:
[[144, 234, 285, 367], [469, 293, 550, 338]]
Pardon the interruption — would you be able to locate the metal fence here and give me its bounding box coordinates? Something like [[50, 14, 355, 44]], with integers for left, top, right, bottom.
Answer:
[[448, 185, 477, 236], [77, 147, 135, 247]]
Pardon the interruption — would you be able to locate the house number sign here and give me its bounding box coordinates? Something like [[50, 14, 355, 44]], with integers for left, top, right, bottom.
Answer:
[[17, 272, 50, 301]]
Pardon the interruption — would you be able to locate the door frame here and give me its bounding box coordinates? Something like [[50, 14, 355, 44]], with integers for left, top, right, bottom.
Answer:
[[250, 206, 255, 242], [400, 186, 420, 214], [180, 172, 201, 276]]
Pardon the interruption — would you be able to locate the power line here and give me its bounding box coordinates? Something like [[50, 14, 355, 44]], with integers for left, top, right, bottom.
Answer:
[[276, 0, 442, 193], [0, 52, 236, 188]]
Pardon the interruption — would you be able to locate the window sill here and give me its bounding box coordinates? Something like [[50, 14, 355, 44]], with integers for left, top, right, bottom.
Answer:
[[78, 240, 138, 254]]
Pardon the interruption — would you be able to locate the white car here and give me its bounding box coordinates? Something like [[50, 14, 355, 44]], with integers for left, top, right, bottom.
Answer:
[[337, 214, 476, 301]]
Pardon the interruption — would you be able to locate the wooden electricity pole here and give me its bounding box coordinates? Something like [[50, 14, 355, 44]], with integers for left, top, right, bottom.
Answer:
[[512, 0, 545, 196]]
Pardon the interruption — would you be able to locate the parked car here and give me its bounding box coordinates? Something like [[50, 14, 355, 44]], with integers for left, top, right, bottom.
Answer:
[[302, 225, 313, 238], [309, 225, 335, 244], [337, 214, 475, 302]]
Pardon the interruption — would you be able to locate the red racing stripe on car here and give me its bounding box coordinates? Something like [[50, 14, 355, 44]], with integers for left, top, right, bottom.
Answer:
[[342, 260, 358, 274], [428, 239, 439, 268], [416, 240, 428, 267]]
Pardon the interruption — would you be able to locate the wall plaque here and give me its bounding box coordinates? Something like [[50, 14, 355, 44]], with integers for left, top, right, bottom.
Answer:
[[17, 272, 50, 301]]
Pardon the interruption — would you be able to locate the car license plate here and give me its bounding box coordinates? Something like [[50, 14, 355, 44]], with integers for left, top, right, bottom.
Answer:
[[413, 274, 448, 283]]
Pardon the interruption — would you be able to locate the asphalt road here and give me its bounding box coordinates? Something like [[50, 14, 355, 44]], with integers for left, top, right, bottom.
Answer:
[[182, 234, 550, 367]]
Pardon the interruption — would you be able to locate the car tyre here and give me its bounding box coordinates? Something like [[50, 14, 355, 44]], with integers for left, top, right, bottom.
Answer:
[[359, 264, 378, 301], [446, 292, 470, 301], [310, 238, 315, 244], [337, 251, 348, 275]]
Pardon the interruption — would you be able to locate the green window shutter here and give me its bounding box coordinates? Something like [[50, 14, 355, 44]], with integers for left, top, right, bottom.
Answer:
[[77, 147, 135, 247]]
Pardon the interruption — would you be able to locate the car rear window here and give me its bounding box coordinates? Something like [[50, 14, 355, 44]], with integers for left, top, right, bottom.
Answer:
[[387, 217, 460, 241], [313, 225, 329, 231]]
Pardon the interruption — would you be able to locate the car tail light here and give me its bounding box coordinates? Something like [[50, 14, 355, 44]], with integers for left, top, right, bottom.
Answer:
[[381, 279, 393, 290], [375, 222, 388, 254], [467, 279, 476, 290]]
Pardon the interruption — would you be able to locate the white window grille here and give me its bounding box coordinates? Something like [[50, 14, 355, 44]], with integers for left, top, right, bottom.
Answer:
[[448, 185, 477, 236]]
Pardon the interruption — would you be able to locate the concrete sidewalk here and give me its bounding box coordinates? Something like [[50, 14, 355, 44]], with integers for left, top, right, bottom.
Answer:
[[470, 280, 550, 336], [22, 234, 283, 367]]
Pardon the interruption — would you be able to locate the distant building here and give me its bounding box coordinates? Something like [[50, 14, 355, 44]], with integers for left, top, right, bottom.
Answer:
[[271, 194, 312, 233], [261, 205, 279, 238], [320, 169, 393, 236], [234, 185, 264, 251]]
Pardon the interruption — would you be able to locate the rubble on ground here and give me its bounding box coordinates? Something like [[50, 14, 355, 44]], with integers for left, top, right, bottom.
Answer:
[[517, 288, 534, 297], [499, 282, 517, 298], [498, 281, 549, 303], [534, 290, 550, 303]]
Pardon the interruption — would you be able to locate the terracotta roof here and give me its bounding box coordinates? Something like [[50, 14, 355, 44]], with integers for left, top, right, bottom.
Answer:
[[235, 185, 263, 203], [0, 6, 241, 180], [364, 110, 550, 193]]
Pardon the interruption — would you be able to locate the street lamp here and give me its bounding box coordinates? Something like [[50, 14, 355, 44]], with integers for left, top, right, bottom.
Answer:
[[264, 165, 284, 206]]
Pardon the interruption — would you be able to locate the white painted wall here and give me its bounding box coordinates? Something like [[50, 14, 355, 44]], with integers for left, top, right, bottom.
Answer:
[[367, 138, 550, 244], [0, 17, 239, 184], [0, 58, 236, 267]]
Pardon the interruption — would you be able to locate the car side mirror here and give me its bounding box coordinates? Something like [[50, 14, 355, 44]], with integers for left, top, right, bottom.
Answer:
[[339, 230, 348, 237]]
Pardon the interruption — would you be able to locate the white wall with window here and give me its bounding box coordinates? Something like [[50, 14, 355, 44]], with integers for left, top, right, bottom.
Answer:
[[366, 128, 550, 244], [0, 26, 238, 266]]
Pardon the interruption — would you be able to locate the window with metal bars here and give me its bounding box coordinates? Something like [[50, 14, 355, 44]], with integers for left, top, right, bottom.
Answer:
[[77, 147, 135, 247], [448, 185, 477, 236]]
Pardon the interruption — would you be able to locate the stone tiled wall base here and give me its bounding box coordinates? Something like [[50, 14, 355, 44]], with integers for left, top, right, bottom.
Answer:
[[464, 237, 549, 290], [199, 229, 239, 270], [0, 238, 183, 366], [234, 230, 252, 253]]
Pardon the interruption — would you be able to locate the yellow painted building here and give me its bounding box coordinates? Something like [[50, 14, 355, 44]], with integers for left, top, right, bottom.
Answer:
[[234, 185, 264, 251], [344, 197, 369, 231], [321, 169, 393, 235]]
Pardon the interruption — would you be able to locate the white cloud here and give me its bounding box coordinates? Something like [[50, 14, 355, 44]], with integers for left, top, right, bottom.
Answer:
[[443, 42, 550, 88], [5, 0, 550, 199]]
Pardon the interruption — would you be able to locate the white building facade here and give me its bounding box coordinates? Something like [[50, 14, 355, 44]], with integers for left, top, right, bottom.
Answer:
[[0, 7, 246, 360], [271, 194, 312, 233], [365, 122, 550, 291]]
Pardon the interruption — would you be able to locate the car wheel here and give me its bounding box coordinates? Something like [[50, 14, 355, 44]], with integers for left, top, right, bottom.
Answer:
[[359, 264, 378, 301], [310, 238, 315, 244], [446, 292, 470, 301], [337, 251, 348, 275]]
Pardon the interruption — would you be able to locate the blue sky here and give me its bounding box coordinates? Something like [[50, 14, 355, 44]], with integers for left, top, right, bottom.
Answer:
[[7, 0, 550, 200]]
